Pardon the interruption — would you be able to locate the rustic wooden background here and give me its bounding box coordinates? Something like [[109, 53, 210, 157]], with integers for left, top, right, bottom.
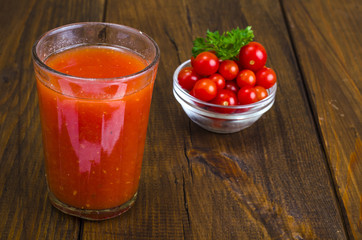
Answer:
[[0, 0, 360, 239]]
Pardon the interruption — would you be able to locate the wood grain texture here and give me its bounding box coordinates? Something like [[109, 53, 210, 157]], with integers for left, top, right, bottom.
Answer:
[[0, 0, 358, 239], [282, 0, 362, 239], [0, 0, 104, 239], [77, 0, 347, 239]]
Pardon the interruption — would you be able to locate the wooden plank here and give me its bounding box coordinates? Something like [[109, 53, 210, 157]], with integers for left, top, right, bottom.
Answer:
[[81, 1, 193, 239], [81, 0, 347, 239], [281, 0, 362, 239], [0, 0, 105, 239]]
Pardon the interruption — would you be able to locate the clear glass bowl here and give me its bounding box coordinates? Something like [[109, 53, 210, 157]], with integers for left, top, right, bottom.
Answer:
[[173, 60, 277, 133]]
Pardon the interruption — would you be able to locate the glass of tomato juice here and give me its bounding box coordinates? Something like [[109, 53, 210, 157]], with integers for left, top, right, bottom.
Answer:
[[32, 22, 160, 220]]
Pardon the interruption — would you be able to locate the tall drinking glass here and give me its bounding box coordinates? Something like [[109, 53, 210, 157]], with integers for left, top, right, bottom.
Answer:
[[32, 22, 160, 220]]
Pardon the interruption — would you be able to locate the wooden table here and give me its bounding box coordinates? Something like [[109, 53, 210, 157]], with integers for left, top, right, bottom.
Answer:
[[0, 0, 360, 239]]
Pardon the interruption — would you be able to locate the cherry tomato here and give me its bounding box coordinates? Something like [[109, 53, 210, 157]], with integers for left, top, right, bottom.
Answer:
[[191, 78, 217, 102], [255, 67, 277, 89], [224, 80, 239, 93], [236, 69, 256, 88], [237, 86, 258, 105], [210, 89, 237, 113], [209, 73, 226, 90], [189, 88, 196, 97], [178, 67, 200, 91], [239, 42, 267, 72], [218, 60, 239, 80], [254, 86, 268, 100], [193, 52, 219, 76], [190, 56, 196, 67]]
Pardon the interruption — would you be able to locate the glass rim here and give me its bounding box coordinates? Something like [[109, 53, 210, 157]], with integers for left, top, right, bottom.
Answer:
[[32, 22, 160, 82]]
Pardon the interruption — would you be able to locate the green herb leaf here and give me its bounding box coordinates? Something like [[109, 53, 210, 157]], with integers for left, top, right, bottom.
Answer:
[[192, 26, 254, 60]]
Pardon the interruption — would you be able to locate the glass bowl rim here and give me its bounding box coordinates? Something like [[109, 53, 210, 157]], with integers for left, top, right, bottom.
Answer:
[[173, 60, 277, 112]]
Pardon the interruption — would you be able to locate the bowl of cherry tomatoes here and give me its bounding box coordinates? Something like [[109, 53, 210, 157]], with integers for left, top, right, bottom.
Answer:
[[173, 41, 277, 133]]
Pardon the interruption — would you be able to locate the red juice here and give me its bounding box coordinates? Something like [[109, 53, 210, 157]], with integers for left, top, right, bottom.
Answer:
[[36, 45, 155, 210]]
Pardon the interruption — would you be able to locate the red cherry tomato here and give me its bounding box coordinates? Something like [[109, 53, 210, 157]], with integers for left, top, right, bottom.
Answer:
[[191, 78, 217, 102], [190, 56, 196, 67], [189, 88, 195, 97], [225, 80, 239, 94], [237, 86, 258, 105], [193, 52, 219, 76], [178, 67, 200, 91], [209, 73, 226, 90], [254, 86, 268, 100], [236, 69, 256, 88], [255, 67, 277, 89], [239, 42, 267, 72], [210, 89, 237, 113], [218, 60, 239, 80]]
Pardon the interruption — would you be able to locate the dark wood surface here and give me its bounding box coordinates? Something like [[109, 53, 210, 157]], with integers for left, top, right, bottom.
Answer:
[[0, 0, 360, 239]]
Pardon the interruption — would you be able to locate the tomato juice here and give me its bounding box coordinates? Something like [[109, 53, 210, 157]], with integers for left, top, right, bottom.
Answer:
[[36, 45, 155, 210]]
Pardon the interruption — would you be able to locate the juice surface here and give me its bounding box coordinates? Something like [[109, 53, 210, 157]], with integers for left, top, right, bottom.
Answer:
[[37, 46, 154, 210], [47, 46, 146, 78]]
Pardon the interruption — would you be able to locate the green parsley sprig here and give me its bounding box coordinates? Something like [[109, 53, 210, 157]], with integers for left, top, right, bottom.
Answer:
[[192, 26, 254, 60]]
